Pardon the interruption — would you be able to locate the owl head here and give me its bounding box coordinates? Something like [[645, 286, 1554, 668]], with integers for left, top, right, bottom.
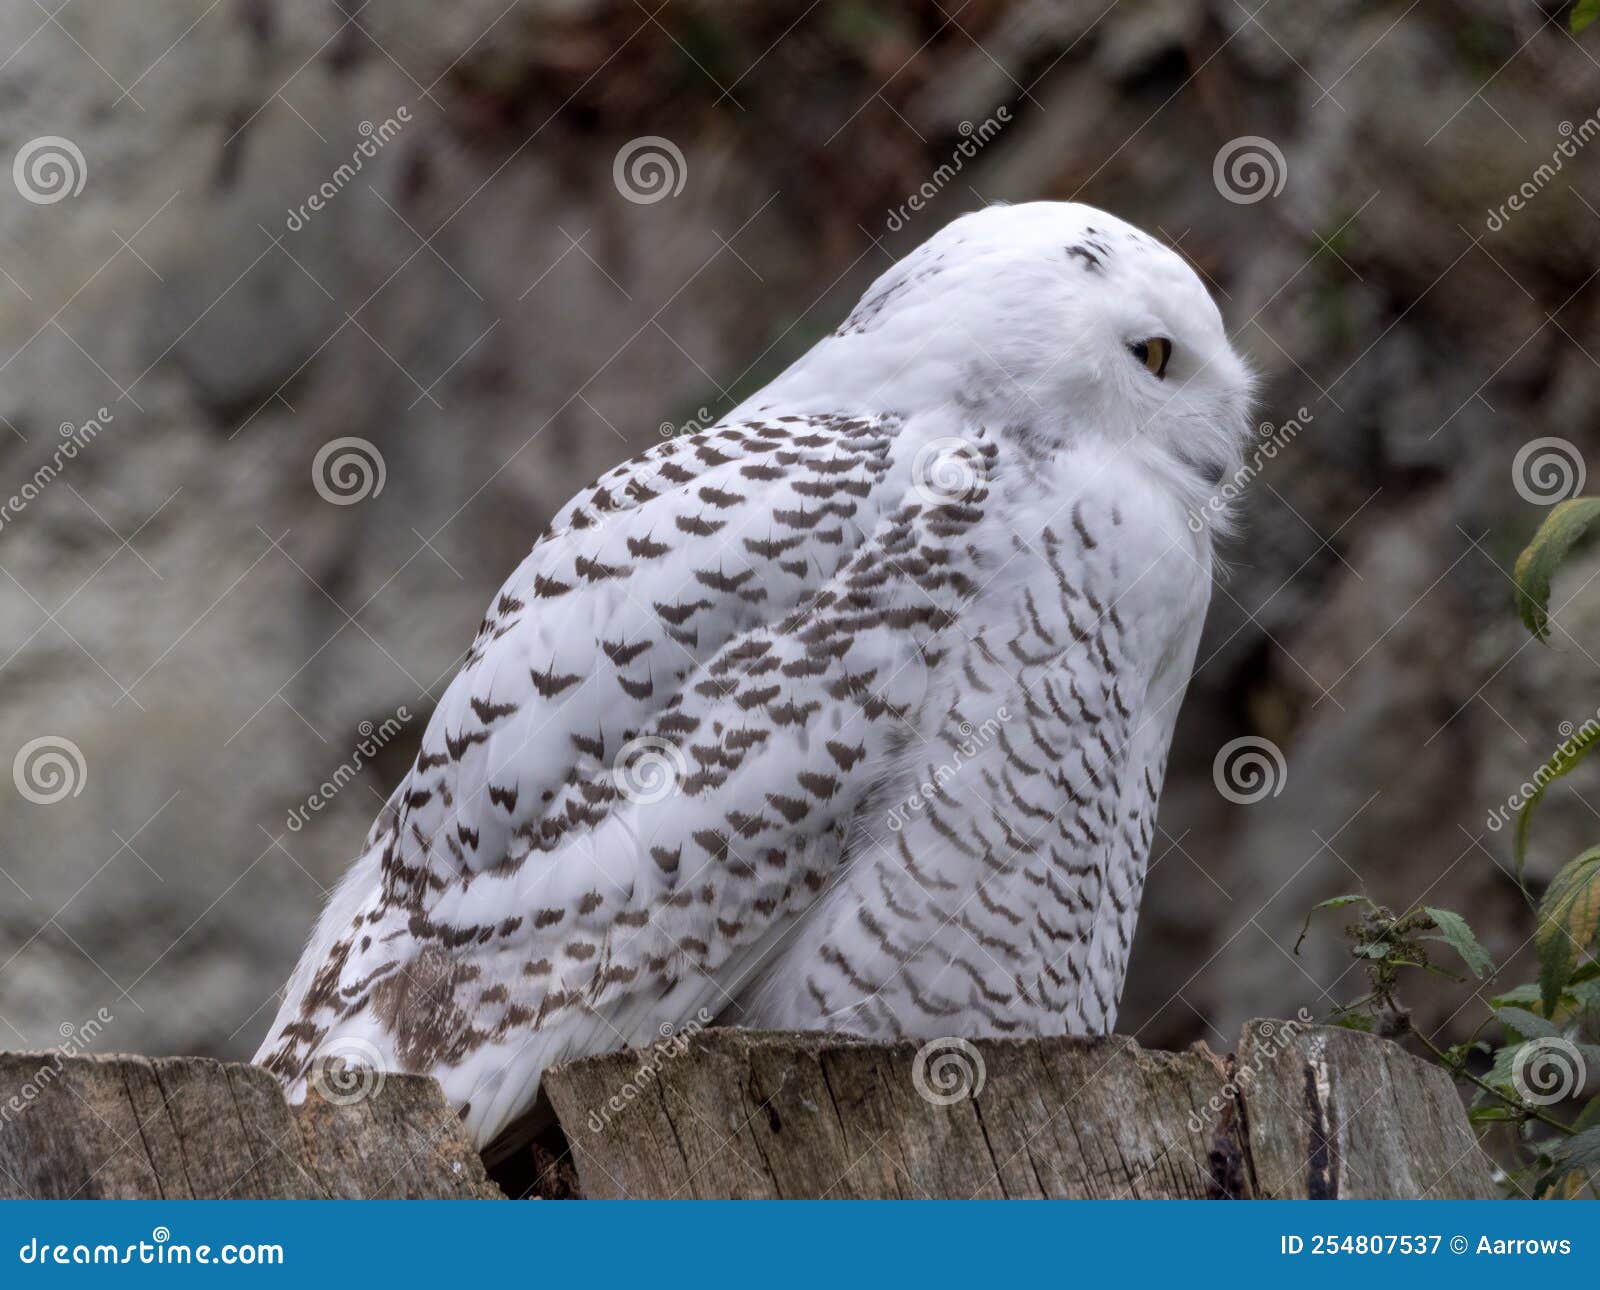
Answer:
[[767, 201, 1255, 513]]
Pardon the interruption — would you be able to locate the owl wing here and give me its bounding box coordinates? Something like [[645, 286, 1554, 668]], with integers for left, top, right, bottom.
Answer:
[[258, 411, 996, 1145], [391, 412, 900, 886]]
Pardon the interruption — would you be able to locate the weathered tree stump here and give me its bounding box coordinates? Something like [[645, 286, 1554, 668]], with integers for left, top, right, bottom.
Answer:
[[538, 1020, 1500, 1199], [0, 1053, 498, 1199], [0, 1020, 1498, 1199]]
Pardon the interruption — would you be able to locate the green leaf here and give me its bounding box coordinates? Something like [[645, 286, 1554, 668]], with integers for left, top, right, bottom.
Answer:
[[1407, 960, 1465, 981], [1572, 976, 1600, 1030], [1468, 1104, 1518, 1124], [1574, 0, 1600, 34], [1550, 1124, 1600, 1173], [1293, 893, 1370, 954], [1330, 1012, 1372, 1032], [1483, 1044, 1520, 1090], [1574, 1094, 1600, 1134], [1494, 1007, 1562, 1041], [1489, 983, 1544, 1008], [1424, 907, 1493, 978], [1537, 846, 1600, 1015], [1514, 497, 1600, 641], [1513, 727, 1600, 879]]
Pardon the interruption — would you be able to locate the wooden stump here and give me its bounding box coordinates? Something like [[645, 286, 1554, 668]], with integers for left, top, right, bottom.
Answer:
[[0, 1053, 498, 1199], [538, 1020, 1500, 1199], [0, 1020, 1498, 1199]]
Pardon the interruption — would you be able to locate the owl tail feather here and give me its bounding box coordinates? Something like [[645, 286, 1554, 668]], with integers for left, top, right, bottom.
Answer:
[[251, 832, 397, 1091]]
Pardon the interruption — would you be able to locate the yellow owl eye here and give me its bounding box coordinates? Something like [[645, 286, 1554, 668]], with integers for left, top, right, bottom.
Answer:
[[1129, 337, 1172, 379]]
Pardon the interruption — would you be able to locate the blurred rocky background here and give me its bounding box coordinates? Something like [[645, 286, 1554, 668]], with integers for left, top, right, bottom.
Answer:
[[1, 0, 1598, 1073]]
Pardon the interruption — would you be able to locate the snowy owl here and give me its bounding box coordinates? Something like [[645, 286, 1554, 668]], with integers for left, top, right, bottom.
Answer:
[[256, 201, 1253, 1148]]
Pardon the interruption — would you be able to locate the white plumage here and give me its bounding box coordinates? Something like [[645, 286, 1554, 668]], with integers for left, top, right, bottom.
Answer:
[[256, 201, 1253, 1147]]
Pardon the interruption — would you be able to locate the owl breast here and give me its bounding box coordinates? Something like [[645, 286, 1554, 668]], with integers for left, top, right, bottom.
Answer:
[[733, 437, 1211, 1040]]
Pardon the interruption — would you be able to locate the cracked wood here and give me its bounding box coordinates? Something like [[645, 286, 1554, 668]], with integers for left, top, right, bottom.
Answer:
[[539, 1021, 1499, 1199]]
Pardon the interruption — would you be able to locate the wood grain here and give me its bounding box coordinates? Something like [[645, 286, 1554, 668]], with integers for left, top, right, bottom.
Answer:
[[0, 1019, 1498, 1199], [539, 1020, 1499, 1199], [0, 1053, 499, 1199]]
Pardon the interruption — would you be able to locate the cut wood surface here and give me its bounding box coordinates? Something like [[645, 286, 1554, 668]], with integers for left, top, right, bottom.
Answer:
[[0, 1053, 499, 1199], [0, 1020, 1498, 1200], [540, 1020, 1500, 1199]]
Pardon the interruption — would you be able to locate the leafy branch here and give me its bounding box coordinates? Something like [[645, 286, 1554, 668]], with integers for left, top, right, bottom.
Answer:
[[1296, 499, 1600, 1196]]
